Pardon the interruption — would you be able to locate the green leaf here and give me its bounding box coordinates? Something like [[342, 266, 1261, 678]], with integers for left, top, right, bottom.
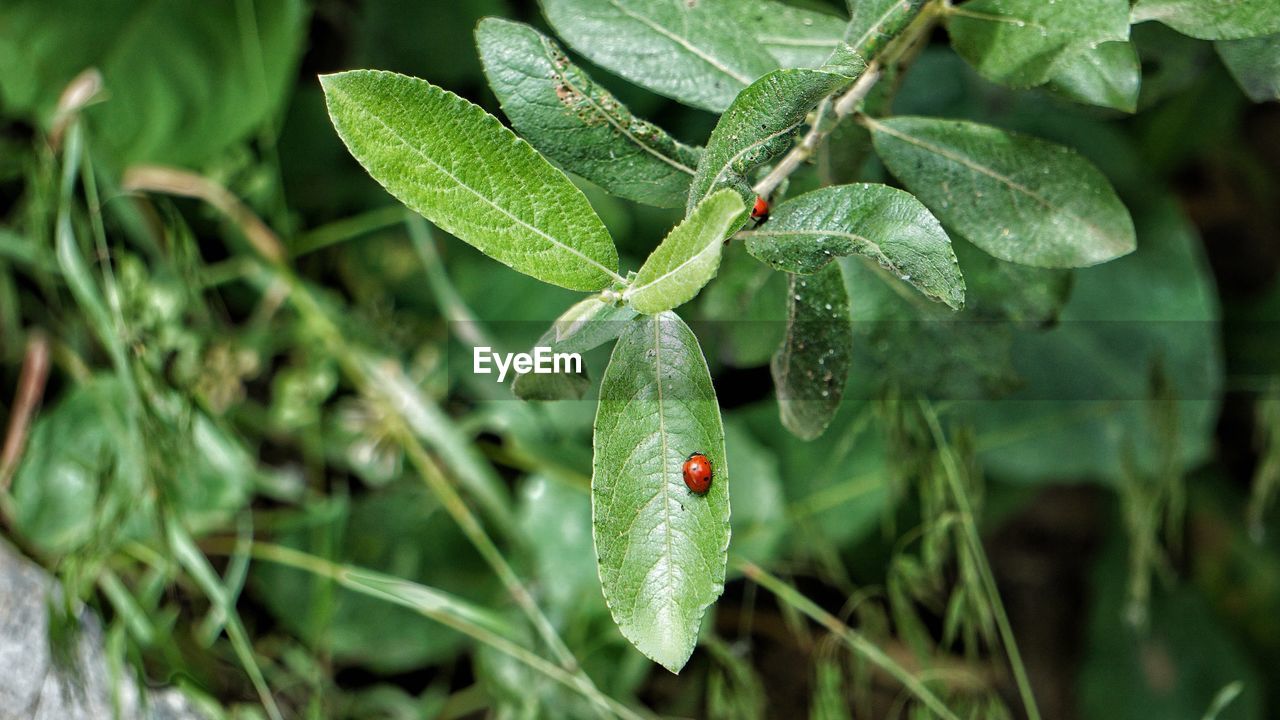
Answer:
[[867, 116, 1135, 268], [476, 18, 701, 208], [1079, 535, 1264, 720], [627, 190, 745, 314], [593, 312, 729, 672], [740, 0, 848, 68], [846, 0, 928, 58], [518, 475, 604, 617], [1132, 0, 1280, 40], [743, 183, 966, 310], [948, 0, 1130, 87], [688, 58, 863, 211], [1216, 34, 1280, 102], [724, 422, 786, 566], [11, 377, 124, 555], [0, 0, 306, 166], [960, 197, 1222, 483], [512, 296, 639, 400], [321, 70, 620, 291], [1049, 41, 1142, 112], [772, 263, 853, 440], [539, 0, 780, 112], [254, 485, 500, 672]]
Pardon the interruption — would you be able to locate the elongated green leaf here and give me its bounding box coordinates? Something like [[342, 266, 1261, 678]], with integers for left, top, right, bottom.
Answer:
[[627, 190, 745, 314], [0, 0, 306, 166], [1049, 41, 1141, 112], [772, 263, 853, 440], [1132, 0, 1280, 40], [321, 70, 619, 291], [867, 116, 1135, 268], [948, 0, 1130, 87], [593, 312, 728, 672], [1217, 34, 1280, 102], [743, 184, 965, 310], [476, 18, 700, 208], [846, 0, 927, 58], [512, 297, 639, 400], [540, 0, 780, 112], [740, 0, 847, 68], [688, 55, 863, 211]]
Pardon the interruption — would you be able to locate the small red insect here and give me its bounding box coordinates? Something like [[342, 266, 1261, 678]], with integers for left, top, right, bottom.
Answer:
[[750, 196, 770, 226], [682, 452, 713, 495]]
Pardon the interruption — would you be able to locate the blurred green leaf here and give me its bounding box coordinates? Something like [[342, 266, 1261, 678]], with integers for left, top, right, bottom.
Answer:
[[0, 0, 306, 166], [593, 312, 728, 672], [698, 241, 788, 368], [321, 70, 620, 291], [1216, 34, 1280, 102], [1049, 41, 1142, 112], [951, 235, 1072, 324], [868, 116, 1136, 268], [689, 55, 863, 210], [1132, 0, 1280, 40], [744, 183, 965, 309], [253, 484, 499, 673], [353, 0, 507, 85], [477, 18, 701, 208], [947, 0, 1130, 87], [517, 476, 601, 619], [772, 262, 853, 440], [540, 0, 781, 112], [1079, 532, 1263, 720], [724, 422, 785, 566], [961, 196, 1222, 482], [626, 189, 744, 314], [11, 377, 122, 554]]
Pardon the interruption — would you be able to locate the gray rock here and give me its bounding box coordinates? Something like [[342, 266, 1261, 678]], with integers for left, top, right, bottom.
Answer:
[[0, 540, 209, 720]]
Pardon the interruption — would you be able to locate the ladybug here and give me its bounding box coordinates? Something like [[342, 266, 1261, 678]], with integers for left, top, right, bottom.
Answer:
[[750, 196, 770, 226], [682, 452, 713, 495]]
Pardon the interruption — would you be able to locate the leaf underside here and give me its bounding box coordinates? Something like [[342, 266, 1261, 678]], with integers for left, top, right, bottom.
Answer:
[[745, 183, 966, 310], [772, 263, 853, 440]]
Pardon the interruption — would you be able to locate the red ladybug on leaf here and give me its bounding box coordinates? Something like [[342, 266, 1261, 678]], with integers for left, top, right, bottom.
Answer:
[[683, 452, 713, 495]]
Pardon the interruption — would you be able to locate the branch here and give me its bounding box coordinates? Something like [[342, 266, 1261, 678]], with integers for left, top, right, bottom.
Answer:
[[752, 0, 943, 200]]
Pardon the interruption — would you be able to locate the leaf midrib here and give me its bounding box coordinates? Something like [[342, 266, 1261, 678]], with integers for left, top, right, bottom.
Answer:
[[336, 82, 624, 283], [707, 119, 804, 191], [652, 318, 676, 619], [536, 38, 697, 176], [629, 232, 723, 304], [607, 0, 754, 86]]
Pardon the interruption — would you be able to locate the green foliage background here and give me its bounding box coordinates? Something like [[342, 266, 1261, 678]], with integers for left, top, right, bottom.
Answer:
[[1, 1, 1279, 718]]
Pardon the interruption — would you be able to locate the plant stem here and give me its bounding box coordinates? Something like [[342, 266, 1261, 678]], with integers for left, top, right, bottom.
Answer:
[[918, 400, 1043, 720], [737, 559, 961, 720], [289, 205, 407, 257], [752, 0, 944, 200], [230, 541, 647, 720]]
